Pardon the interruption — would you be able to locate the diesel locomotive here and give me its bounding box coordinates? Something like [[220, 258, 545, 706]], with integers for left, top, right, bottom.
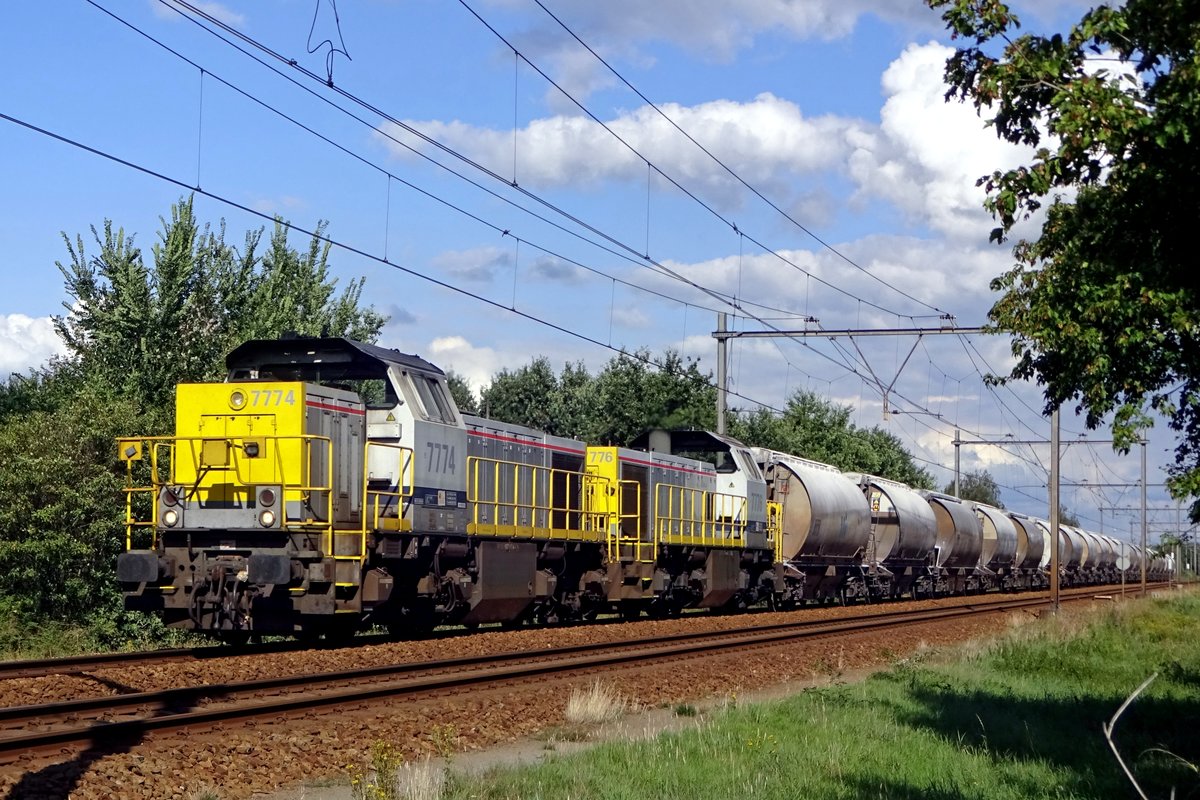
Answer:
[[115, 336, 1172, 640]]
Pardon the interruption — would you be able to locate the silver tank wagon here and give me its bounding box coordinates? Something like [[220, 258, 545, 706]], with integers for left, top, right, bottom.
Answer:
[[753, 449, 871, 600], [849, 473, 938, 597], [922, 492, 983, 593]]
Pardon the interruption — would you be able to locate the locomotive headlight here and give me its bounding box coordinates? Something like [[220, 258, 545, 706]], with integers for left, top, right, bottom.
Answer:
[[161, 487, 180, 507], [162, 509, 180, 527], [259, 509, 276, 527], [258, 488, 276, 507], [229, 390, 247, 410]]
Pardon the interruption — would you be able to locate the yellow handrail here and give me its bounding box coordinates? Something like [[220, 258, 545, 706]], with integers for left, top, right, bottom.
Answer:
[[118, 433, 335, 552], [606, 479, 649, 562], [466, 455, 606, 540], [654, 484, 748, 547], [357, 441, 416, 550], [766, 500, 784, 563]]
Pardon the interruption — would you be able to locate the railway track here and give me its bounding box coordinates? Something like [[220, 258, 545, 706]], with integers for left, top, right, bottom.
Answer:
[[0, 584, 1157, 764], [0, 583, 1169, 682]]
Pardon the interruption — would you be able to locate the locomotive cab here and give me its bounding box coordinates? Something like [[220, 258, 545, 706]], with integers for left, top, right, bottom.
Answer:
[[117, 337, 456, 637]]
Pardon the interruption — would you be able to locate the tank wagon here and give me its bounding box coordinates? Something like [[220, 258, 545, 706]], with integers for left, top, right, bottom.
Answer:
[[114, 336, 1174, 639], [850, 474, 938, 599]]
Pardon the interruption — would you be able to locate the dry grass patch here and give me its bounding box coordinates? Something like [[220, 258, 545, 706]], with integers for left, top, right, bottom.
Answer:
[[565, 680, 628, 726]]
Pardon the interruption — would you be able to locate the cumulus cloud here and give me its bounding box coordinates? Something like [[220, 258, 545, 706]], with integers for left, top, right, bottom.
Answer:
[[494, 0, 936, 64], [431, 246, 512, 283], [527, 255, 587, 284], [847, 41, 1035, 240], [426, 335, 506, 394], [379, 94, 866, 207], [0, 314, 66, 378]]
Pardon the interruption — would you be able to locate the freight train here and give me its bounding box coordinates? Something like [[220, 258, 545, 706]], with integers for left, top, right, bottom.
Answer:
[[115, 336, 1174, 641]]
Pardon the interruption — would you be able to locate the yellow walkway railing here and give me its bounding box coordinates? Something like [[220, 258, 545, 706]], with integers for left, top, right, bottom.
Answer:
[[466, 455, 607, 541]]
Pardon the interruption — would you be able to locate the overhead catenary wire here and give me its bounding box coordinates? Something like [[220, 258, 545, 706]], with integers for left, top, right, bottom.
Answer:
[[0, 109, 796, 418], [162, 0, 934, 322], [527, 0, 948, 317], [136, 0, 903, 375], [58, 4, 1160, 520], [455, 0, 933, 320], [140, 0, 1032, 457]]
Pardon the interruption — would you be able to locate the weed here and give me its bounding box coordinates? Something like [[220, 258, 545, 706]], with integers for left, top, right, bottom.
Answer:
[[395, 758, 445, 800], [673, 703, 699, 717], [350, 740, 404, 800], [564, 680, 627, 726], [428, 723, 458, 759]]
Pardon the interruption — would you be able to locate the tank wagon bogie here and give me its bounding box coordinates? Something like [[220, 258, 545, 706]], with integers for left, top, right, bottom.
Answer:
[[115, 336, 1175, 640]]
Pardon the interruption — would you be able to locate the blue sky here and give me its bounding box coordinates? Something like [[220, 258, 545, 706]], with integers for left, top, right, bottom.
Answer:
[[0, 0, 1187, 540]]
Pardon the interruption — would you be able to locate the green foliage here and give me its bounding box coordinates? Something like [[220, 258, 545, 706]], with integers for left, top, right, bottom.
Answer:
[[731, 391, 936, 488], [944, 468, 1004, 507], [54, 195, 385, 414], [0, 388, 139, 620], [1059, 506, 1081, 527], [928, 0, 1200, 519], [0, 197, 386, 643], [445, 371, 478, 415], [445, 595, 1200, 800], [479, 349, 714, 445]]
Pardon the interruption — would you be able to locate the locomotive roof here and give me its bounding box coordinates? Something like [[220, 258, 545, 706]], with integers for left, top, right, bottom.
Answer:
[[225, 336, 445, 379], [628, 429, 749, 452]]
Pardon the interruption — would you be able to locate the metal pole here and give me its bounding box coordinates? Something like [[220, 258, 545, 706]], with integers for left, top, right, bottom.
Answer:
[[1049, 408, 1060, 612], [1141, 439, 1148, 597], [953, 427, 961, 498], [716, 313, 727, 435]]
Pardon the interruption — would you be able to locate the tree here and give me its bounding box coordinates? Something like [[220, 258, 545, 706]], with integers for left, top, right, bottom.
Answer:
[[480, 357, 559, 433], [944, 468, 1004, 507], [54, 196, 386, 416], [730, 390, 936, 489], [477, 349, 714, 445], [445, 371, 478, 415], [929, 1, 1200, 518], [0, 198, 387, 636]]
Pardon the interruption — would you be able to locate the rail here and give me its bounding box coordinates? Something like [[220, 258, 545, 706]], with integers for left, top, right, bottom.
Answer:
[[654, 484, 747, 547], [466, 455, 608, 540], [0, 586, 1151, 763], [119, 433, 334, 551]]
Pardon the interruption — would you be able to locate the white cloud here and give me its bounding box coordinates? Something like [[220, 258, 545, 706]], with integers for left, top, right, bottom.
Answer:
[[427, 336, 501, 394], [0, 314, 66, 378], [494, 0, 936, 64], [379, 94, 866, 206], [249, 194, 307, 217], [527, 255, 587, 284], [431, 245, 512, 283], [847, 41, 1036, 240]]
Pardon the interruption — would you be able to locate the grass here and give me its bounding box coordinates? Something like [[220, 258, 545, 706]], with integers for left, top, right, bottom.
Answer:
[[440, 593, 1200, 800]]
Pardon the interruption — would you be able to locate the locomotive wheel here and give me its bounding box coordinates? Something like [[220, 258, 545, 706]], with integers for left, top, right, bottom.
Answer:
[[619, 601, 641, 621]]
